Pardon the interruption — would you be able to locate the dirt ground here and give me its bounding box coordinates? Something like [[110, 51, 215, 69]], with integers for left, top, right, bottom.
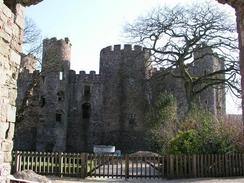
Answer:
[[49, 176, 244, 183]]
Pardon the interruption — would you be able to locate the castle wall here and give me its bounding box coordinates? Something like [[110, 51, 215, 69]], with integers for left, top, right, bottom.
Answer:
[[36, 38, 71, 152], [14, 54, 39, 150], [192, 47, 226, 115], [150, 69, 187, 117], [151, 47, 226, 117], [14, 39, 227, 155], [100, 45, 150, 152], [0, 2, 24, 182], [66, 71, 103, 152]]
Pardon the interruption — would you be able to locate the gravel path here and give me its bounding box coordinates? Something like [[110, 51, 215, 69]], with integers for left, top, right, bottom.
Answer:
[[49, 177, 244, 183]]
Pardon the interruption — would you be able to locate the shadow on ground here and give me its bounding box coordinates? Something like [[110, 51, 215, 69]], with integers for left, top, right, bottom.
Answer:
[[49, 176, 244, 183]]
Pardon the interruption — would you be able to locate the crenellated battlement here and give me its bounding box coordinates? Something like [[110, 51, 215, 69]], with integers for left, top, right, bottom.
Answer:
[[69, 70, 101, 83], [42, 37, 72, 72], [100, 44, 148, 54], [43, 37, 72, 47]]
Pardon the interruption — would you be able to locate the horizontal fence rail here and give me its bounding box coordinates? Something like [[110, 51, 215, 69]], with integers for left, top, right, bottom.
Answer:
[[12, 151, 87, 178], [12, 151, 244, 179]]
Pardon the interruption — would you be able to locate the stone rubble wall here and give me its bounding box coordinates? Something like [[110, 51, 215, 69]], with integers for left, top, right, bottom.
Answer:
[[0, 1, 24, 182]]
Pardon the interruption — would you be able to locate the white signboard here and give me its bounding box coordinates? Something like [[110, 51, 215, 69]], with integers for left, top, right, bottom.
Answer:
[[93, 145, 115, 153]]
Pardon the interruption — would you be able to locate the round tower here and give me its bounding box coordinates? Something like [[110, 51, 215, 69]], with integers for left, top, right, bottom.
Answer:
[[99, 44, 150, 152], [193, 45, 226, 116], [36, 37, 71, 152], [42, 37, 71, 74]]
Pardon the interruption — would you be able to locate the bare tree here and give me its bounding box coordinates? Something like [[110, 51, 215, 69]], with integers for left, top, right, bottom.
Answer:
[[125, 2, 240, 110], [23, 17, 43, 65], [16, 17, 42, 124]]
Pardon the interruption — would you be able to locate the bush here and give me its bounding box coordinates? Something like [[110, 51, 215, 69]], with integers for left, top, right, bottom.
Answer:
[[168, 105, 239, 154], [169, 130, 199, 154], [146, 92, 178, 154]]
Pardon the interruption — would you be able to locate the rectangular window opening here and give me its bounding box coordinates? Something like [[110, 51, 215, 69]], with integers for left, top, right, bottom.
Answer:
[[56, 113, 62, 122], [84, 85, 91, 97], [40, 96, 46, 107]]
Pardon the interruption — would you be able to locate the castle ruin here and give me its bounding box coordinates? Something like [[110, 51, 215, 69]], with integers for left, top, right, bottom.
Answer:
[[14, 37, 226, 153]]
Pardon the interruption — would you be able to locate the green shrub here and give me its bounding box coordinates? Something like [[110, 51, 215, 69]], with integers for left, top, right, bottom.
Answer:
[[146, 92, 178, 154], [169, 130, 200, 154], [168, 105, 238, 154]]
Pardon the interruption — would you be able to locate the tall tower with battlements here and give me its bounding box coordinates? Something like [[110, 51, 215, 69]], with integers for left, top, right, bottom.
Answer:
[[66, 70, 103, 152], [192, 46, 226, 116], [36, 38, 71, 152], [99, 45, 150, 152]]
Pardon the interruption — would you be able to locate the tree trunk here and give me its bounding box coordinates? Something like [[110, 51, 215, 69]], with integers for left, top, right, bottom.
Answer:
[[236, 9, 244, 122], [185, 80, 194, 112], [216, 0, 244, 121]]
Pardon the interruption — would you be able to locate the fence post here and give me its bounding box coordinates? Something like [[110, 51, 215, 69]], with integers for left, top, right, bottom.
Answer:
[[14, 151, 20, 173], [169, 155, 174, 179], [59, 152, 63, 177], [193, 154, 197, 177], [125, 154, 129, 180], [80, 153, 87, 178]]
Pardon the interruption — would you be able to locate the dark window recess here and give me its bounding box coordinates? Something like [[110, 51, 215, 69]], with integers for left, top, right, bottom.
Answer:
[[57, 91, 64, 101], [205, 100, 208, 104], [40, 96, 46, 107], [82, 103, 91, 119], [84, 85, 91, 97], [42, 76, 45, 83], [56, 113, 62, 122], [128, 113, 136, 126]]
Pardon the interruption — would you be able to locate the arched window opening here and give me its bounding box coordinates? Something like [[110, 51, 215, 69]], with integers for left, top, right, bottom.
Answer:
[[82, 103, 91, 119]]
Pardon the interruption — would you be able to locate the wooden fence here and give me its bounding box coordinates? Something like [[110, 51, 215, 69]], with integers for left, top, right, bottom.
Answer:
[[12, 151, 87, 178], [12, 151, 244, 179]]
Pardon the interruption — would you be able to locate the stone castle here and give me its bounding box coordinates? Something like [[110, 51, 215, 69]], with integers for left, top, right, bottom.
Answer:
[[14, 37, 226, 153], [0, 0, 242, 182]]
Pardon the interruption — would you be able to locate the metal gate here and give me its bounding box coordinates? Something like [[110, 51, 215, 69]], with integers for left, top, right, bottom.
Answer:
[[86, 154, 165, 179]]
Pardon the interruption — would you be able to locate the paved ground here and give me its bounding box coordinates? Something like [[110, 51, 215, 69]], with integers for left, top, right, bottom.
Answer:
[[49, 177, 244, 183]]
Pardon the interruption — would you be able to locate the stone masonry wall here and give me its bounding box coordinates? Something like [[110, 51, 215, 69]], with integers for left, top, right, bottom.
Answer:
[[0, 1, 24, 182], [67, 71, 103, 152], [99, 45, 150, 152], [14, 54, 39, 151], [36, 38, 71, 152]]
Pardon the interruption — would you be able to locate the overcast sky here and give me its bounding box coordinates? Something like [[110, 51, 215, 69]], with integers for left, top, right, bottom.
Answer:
[[25, 0, 240, 114]]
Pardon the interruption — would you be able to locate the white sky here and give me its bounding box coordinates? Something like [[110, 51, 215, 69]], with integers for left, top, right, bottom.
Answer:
[[25, 0, 241, 114]]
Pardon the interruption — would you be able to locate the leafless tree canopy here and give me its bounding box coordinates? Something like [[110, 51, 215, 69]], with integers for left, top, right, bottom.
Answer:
[[23, 17, 43, 65], [125, 2, 240, 108]]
